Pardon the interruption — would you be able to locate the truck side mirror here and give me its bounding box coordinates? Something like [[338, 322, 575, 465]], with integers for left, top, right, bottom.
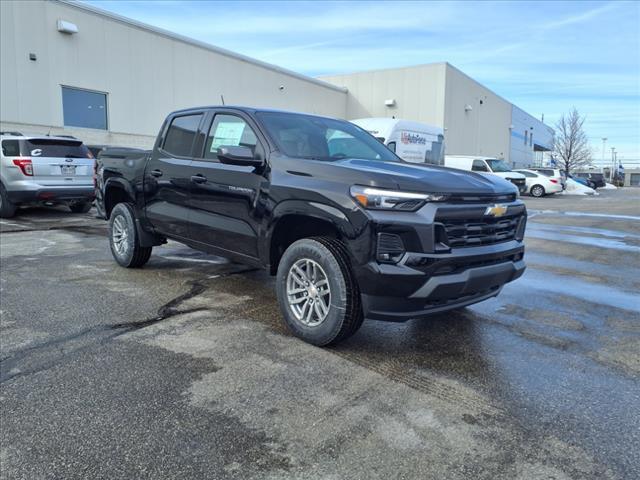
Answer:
[[217, 146, 263, 167]]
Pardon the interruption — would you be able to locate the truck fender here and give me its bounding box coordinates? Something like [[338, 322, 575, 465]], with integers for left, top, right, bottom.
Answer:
[[262, 200, 358, 266]]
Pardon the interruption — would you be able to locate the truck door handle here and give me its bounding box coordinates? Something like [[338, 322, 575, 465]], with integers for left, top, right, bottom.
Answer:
[[150, 169, 163, 177], [191, 174, 207, 184]]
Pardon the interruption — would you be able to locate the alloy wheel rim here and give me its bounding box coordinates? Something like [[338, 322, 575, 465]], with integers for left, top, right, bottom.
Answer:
[[112, 215, 129, 256], [286, 258, 331, 327]]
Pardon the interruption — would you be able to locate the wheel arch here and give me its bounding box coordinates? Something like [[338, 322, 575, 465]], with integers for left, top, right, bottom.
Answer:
[[265, 201, 356, 275], [103, 178, 136, 219]]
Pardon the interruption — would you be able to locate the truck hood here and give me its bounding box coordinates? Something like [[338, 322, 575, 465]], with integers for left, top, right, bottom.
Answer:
[[327, 159, 517, 195]]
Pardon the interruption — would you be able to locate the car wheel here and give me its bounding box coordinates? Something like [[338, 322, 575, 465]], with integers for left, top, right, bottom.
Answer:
[[0, 184, 17, 218], [109, 203, 152, 268], [276, 237, 364, 346], [530, 185, 545, 197], [69, 201, 92, 214]]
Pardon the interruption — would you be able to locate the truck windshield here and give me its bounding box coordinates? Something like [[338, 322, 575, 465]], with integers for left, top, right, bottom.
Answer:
[[257, 112, 399, 162], [485, 159, 512, 172]]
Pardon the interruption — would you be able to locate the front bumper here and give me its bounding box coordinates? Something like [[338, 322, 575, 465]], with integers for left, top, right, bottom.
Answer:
[[350, 199, 527, 322], [357, 244, 525, 322]]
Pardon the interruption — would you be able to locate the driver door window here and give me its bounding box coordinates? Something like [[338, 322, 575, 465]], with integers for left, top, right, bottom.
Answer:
[[204, 114, 259, 161], [472, 160, 488, 172]]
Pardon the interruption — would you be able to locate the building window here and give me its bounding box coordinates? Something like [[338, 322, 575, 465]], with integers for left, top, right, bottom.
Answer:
[[524, 130, 528, 145], [61, 86, 108, 130]]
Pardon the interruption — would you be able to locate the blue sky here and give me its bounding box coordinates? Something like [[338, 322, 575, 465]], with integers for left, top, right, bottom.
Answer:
[[86, 0, 640, 162]]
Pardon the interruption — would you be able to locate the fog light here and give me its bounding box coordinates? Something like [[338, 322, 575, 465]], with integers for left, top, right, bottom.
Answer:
[[377, 233, 405, 264]]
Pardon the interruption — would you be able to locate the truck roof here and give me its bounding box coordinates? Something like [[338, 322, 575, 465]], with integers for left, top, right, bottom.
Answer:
[[170, 105, 334, 119]]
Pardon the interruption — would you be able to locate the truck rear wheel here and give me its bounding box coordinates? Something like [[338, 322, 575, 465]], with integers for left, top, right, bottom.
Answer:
[[109, 203, 152, 268], [276, 237, 364, 346]]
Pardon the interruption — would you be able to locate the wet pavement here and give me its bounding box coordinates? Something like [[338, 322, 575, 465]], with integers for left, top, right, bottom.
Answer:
[[1, 190, 639, 479]]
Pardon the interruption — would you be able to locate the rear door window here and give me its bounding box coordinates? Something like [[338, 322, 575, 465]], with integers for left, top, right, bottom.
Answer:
[[163, 114, 203, 157], [22, 139, 91, 158]]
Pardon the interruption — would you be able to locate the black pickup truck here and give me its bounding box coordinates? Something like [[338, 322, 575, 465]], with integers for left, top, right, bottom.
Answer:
[[97, 106, 526, 345]]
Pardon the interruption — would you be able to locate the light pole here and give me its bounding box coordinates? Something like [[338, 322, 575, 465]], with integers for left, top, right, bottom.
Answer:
[[611, 147, 616, 181], [601, 137, 608, 179]]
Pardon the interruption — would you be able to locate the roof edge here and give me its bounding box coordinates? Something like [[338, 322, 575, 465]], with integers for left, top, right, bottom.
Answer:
[[317, 62, 449, 79], [53, 0, 347, 93]]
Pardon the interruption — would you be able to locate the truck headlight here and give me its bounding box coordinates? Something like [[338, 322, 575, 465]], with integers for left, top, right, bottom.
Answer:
[[350, 186, 446, 211]]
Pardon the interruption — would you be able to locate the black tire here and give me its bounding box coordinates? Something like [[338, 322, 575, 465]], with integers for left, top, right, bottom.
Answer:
[[108, 203, 152, 268], [0, 184, 17, 218], [69, 201, 92, 214], [276, 237, 364, 346], [530, 184, 545, 197]]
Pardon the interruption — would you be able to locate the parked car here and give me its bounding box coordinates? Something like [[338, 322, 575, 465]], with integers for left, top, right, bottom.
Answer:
[[568, 174, 594, 189], [573, 171, 606, 189], [444, 155, 527, 194], [97, 106, 526, 346], [0, 133, 95, 217], [350, 118, 445, 165], [514, 169, 563, 197], [528, 167, 566, 190]]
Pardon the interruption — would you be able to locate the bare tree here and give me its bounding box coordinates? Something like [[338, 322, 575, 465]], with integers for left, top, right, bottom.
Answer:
[[552, 108, 592, 176]]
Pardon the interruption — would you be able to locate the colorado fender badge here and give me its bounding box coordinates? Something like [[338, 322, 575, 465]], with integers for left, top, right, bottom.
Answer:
[[484, 204, 508, 217]]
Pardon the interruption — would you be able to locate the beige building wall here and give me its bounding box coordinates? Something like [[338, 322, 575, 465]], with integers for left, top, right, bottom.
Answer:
[[443, 64, 512, 160], [319, 63, 447, 126], [0, 0, 347, 147], [321, 63, 535, 163]]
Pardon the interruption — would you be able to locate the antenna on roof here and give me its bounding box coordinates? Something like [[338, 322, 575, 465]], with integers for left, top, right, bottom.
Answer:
[[220, 94, 225, 106]]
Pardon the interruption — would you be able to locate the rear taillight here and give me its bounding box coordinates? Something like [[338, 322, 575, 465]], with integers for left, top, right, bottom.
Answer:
[[13, 158, 33, 176], [549, 179, 558, 184]]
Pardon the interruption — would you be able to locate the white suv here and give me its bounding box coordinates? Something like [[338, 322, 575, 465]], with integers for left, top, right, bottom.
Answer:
[[515, 169, 564, 197], [0, 133, 95, 218]]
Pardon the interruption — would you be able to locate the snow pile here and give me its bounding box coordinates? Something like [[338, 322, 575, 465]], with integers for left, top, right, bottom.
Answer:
[[558, 178, 598, 195], [601, 183, 618, 189]]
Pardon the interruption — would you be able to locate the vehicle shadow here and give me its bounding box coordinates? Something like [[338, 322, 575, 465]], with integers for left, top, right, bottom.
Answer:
[[332, 309, 491, 381]]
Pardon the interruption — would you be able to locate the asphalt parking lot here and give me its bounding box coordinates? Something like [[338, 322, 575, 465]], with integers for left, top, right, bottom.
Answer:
[[1, 189, 639, 480]]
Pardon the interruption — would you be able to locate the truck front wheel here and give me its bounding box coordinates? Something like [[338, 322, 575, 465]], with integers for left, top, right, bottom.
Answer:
[[276, 237, 364, 346], [108, 203, 152, 268]]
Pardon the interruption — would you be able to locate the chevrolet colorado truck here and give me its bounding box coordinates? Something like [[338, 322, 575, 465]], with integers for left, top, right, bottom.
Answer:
[[97, 106, 526, 345]]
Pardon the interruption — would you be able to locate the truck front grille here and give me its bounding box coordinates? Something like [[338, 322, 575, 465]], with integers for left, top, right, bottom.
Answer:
[[441, 215, 523, 247], [509, 178, 526, 190]]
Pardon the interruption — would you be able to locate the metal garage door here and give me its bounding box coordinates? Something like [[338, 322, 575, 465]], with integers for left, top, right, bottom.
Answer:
[[631, 173, 640, 186]]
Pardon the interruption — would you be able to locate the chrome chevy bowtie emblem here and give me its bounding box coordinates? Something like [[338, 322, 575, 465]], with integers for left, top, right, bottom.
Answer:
[[484, 204, 508, 217]]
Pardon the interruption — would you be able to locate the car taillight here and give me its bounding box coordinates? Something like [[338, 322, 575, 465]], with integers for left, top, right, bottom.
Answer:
[[549, 179, 558, 184], [13, 158, 33, 176]]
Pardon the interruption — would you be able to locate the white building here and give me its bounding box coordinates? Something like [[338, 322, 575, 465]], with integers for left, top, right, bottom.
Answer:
[[1, 0, 552, 168]]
